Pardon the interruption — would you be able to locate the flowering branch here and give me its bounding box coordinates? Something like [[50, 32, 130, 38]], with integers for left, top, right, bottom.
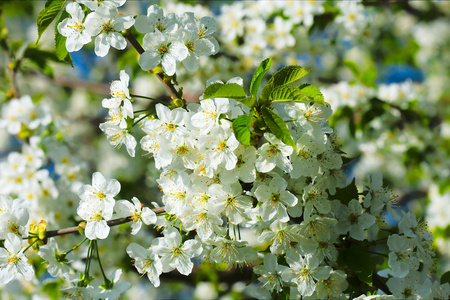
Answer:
[[45, 206, 166, 238], [124, 31, 182, 101]]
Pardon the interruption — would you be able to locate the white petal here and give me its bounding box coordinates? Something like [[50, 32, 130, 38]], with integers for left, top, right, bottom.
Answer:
[[169, 42, 188, 61], [95, 34, 110, 57], [182, 54, 199, 72], [108, 32, 127, 50], [161, 54, 177, 76], [138, 51, 160, 71]]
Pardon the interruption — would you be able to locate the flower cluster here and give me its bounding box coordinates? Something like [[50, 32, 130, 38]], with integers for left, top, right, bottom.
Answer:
[[99, 70, 137, 157], [58, 3, 219, 73], [136, 5, 219, 75], [122, 73, 446, 298], [0, 95, 51, 135], [77, 171, 155, 239], [58, 1, 134, 57]]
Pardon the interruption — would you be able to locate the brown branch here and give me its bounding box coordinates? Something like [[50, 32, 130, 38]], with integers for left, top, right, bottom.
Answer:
[[123, 32, 182, 101], [45, 206, 166, 238], [51, 76, 110, 95]]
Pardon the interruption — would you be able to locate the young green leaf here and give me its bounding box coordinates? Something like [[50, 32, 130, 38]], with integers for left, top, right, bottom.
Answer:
[[441, 271, 450, 285], [271, 65, 310, 87], [202, 83, 246, 100], [259, 81, 274, 106], [250, 57, 272, 96], [344, 60, 361, 77], [36, 0, 67, 44], [232, 115, 251, 146], [269, 85, 307, 102], [239, 96, 256, 108], [298, 83, 325, 104], [343, 244, 377, 285], [23, 46, 59, 77], [331, 178, 359, 206], [54, 9, 73, 66], [261, 107, 295, 148]]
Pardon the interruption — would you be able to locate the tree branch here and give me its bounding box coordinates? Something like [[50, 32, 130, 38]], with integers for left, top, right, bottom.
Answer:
[[45, 206, 166, 238], [123, 32, 182, 101]]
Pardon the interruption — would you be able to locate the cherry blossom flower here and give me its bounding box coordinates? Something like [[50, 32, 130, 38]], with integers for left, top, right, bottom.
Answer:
[[78, 172, 120, 208], [38, 238, 74, 279], [0, 195, 29, 238], [76, 0, 126, 11], [102, 70, 131, 109], [209, 183, 253, 224], [95, 269, 131, 300], [57, 2, 91, 52], [99, 123, 137, 157], [254, 254, 287, 293], [77, 198, 114, 240], [281, 250, 331, 297], [333, 199, 376, 241], [84, 7, 135, 57], [126, 243, 163, 287], [115, 197, 157, 235], [259, 220, 302, 254], [134, 4, 179, 34], [151, 227, 202, 275], [254, 176, 298, 222], [255, 133, 293, 173], [0, 233, 34, 284], [139, 29, 188, 75]]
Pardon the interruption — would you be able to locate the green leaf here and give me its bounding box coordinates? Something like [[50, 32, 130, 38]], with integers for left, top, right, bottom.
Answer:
[[439, 178, 450, 195], [344, 60, 360, 77], [54, 8, 73, 66], [269, 85, 307, 102], [232, 115, 251, 146], [343, 244, 376, 285], [361, 68, 377, 87], [261, 107, 295, 148], [23, 46, 60, 77], [259, 81, 274, 105], [271, 65, 310, 87], [250, 57, 272, 96], [441, 271, 450, 285], [239, 96, 256, 108], [202, 83, 246, 100], [259, 65, 310, 105], [36, 0, 67, 44], [41, 278, 64, 300], [298, 83, 325, 104], [332, 178, 359, 206]]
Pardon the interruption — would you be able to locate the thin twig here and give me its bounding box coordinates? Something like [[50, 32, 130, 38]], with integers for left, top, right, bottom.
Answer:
[[45, 206, 166, 238]]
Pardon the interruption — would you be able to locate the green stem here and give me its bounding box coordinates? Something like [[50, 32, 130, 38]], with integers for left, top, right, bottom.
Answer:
[[132, 112, 153, 127], [133, 109, 151, 114], [131, 94, 167, 103], [22, 239, 38, 252], [66, 237, 88, 255], [84, 240, 94, 278], [94, 240, 108, 282], [284, 118, 297, 123]]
